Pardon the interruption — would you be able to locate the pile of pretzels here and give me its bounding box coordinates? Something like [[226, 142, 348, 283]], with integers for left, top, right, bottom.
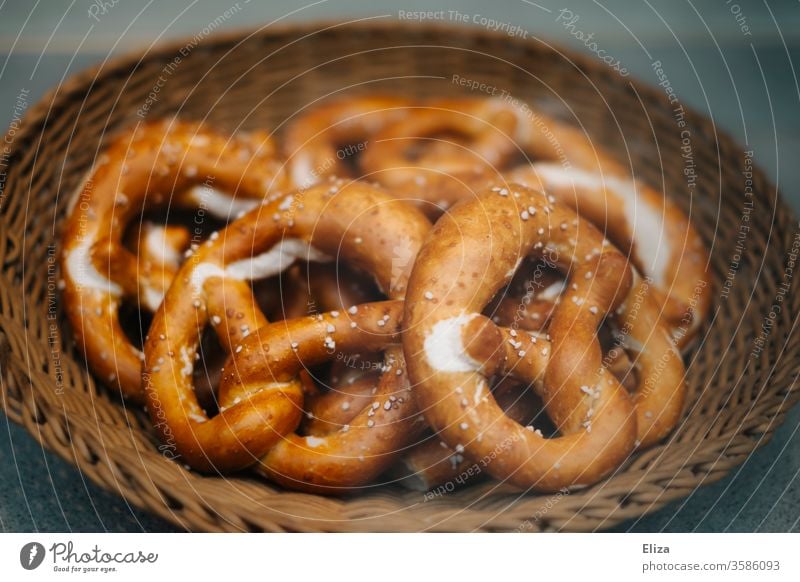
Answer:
[[60, 95, 711, 494]]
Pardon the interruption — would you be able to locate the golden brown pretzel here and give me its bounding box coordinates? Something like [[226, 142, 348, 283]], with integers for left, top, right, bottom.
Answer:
[[497, 102, 710, 344], [405, 184, 656, 491], [506, 165, 708, 345], [144, 181, 431, 485], [284, 96, 412, 187], [353, 95, 709, 341], [291, 262, 386, 436], [360, 98, 519, 215], [61, 119, 287, 402]]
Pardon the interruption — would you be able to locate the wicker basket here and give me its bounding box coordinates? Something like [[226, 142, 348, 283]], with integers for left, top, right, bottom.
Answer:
[[1, 20, 797, 532]]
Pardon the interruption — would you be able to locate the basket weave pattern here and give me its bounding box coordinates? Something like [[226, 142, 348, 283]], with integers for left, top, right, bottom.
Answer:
[[1, 21, 798, 532]]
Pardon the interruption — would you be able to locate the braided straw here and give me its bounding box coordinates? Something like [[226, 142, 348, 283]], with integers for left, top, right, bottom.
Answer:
[[0, 20, 797, 531]]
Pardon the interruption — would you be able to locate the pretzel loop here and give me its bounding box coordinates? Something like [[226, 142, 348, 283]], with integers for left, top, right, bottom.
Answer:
[[285, 96, 412, 186], [361, 99, 518, 215]]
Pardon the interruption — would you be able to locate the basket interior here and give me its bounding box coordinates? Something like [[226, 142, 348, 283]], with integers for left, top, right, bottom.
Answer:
[[1, 21, 797, 532]]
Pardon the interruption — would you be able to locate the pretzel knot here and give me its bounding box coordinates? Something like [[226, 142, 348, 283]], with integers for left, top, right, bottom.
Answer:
[[60, 120, 287, 402], [506, 164, 709, 347], [144, 181, 431, 490], [403, 184, 686, 491]]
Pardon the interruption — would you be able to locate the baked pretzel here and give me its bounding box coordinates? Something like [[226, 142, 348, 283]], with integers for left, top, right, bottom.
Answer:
[[486, 259, 647, 395], [61, 119, 287, 402], [397, 280, 676, 491], [284, 96, 412, 187], [144, 181, 431, 486], [496, 101, 710, 344], [506, 164, 708, 345], [403, 184, 686, 491], [360, 98, 519, 215]]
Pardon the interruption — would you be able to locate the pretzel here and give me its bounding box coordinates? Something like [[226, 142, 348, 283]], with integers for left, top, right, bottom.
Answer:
[[144, 181, 432, 487], [243, 257, 382, 410], [403, 184, 686, 491], [284, 96, 412, 187], [61, 119, 287, 402], [486, 260, 641, 393], [360, 99, 519, 215], [399, 276, 676, 492], [496, 102, 710, 344], [505, 165, 708, 345]]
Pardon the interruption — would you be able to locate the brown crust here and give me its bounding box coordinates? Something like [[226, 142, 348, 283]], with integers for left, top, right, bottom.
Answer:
[[284, 95, 413, 186], [360, 98, 516, 216]]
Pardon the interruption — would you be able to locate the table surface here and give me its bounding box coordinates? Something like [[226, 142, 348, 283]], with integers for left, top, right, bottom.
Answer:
[[1, 0, 799, 532]]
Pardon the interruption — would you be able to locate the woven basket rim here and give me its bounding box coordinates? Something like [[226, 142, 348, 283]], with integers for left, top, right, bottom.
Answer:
[[2, 19, 798, 532], [4, 18, 766, 166]]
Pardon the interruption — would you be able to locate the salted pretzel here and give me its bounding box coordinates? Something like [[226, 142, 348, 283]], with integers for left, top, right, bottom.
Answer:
[[485, 258, 640, 392], [61, 119, 287, 402], [403, 184, 686, 491], [300, 247, 657, 491], [397, 276, 674, 492], [144, 181, 432, 490], [284, 96, 412, 187], [360, 98, 520, 215], [493, 100, 710, 344], [505, 164, 708, 346]]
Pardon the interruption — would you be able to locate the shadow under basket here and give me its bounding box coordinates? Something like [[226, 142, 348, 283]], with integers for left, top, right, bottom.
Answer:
[[1, 20, 798, 532]]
